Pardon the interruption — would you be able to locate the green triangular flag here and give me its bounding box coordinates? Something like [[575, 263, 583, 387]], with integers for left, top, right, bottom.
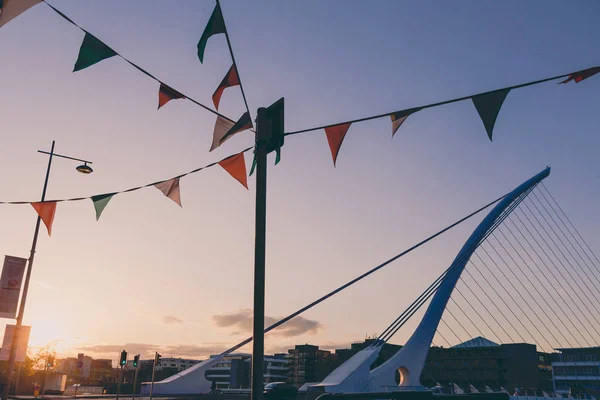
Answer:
[[275, 147, 281, 165], [249, 152, 257, 177], [73, 33, 117, 72], [91, 193, 115, 221], [197, 4, 226, 63], [472, 88, 510, 141]]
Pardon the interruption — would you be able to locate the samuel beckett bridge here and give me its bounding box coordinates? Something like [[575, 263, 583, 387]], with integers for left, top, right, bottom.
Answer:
[[141, 167, 600, 400]]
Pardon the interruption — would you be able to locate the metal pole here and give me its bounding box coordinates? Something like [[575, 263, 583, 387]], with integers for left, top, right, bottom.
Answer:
[[14, 362, 21, 395], [116, 365, 123, 400], [251, 108, 269, 400], [1, 141, 55, 400], [74, 368, 79, 397], [149, 354, 157, 400], [42, 355, 49, 398], [132, 364, 139, 400]]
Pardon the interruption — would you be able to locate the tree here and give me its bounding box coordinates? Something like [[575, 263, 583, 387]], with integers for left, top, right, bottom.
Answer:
[[29, 344, 56, 372]]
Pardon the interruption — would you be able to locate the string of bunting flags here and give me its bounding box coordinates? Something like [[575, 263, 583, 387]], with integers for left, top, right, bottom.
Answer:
[[0, 0, 255, 152], [285, 65, 600, 166], [1, 0, 599, 234], [0, 148, 251, 236], [198, 0, 254, 147]]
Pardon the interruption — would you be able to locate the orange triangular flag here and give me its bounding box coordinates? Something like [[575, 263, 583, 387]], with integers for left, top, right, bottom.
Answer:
[[158, 83, 185, 109], [154, 178, 182, 207], [559, 66, 600, 84], [324, 122, 351, 166], [212, 64, 240, 110], [218, 153, 248, 189], [31, 202, 57, 236]]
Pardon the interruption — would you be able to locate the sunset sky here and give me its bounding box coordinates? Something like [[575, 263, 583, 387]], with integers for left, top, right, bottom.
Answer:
[[0, 0, 598, 363]]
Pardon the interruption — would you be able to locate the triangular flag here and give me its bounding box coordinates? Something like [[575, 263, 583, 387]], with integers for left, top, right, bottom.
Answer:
[[154, 178, 182, 207], [212, 64, 240, 110], [31, 202, 57, 236], [216, 111, 252, 149], [210, 115, 235, 151], [559, 66, 600, 84], [324, 122, 351, 166], [390, 108, 421, 137], [91, 193, 115, 221], [158, 83, 185, 109], [471, 88, 510, 141], [197, 3, 226, 63], [0, 0, 42, 28], [218, 152, 248, 189], [73, 32, 118, 72]]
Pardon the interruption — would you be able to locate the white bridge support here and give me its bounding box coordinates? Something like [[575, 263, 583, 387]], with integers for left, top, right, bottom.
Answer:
[[312, 167, 551, 394], [140, 356, 222, 395]]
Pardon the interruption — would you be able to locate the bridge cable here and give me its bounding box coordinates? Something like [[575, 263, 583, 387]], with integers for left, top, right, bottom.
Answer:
[[498, 220, 597, 346], [380, 186, 534, 343], [514, 205, 600, 332], [536, 188, 600, 289], [540, 183, 600, 272], [455, 275, 518, 343], [505, 211, 600, 343], [470, 251, 552, 352], [478, 243, 564, 351], [528, 191, 600, 305], [219, 188, 512, 355], [488, 230, 587, 347]]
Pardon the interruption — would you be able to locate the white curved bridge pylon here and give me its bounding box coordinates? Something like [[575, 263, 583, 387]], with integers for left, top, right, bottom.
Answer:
[[310, 167, 550, 394]]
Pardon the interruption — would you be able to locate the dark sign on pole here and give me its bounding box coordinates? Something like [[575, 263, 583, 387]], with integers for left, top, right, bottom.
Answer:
[[0, 256, 27, 319]]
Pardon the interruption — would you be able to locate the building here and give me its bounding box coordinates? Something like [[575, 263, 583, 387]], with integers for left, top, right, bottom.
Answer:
[[154, 357, 201, 372], [89, 359, 115, 384], [287, 344, 336, 387], [552, 347, 600, 398], [420, 337, 554, 394], [55, 356, 116, 385], [297, 337, 554, 394], [204, 353, 289, 390]]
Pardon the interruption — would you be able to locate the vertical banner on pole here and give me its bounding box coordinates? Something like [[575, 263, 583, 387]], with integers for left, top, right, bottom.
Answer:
[[0, 256, 27, 319], [0, 325, 31, 362]]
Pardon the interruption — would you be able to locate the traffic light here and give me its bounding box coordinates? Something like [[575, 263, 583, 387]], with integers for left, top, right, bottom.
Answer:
[[154, 352, 161, 366], [133, 354, 140, 368], [47, 355, 54, 368], [120, 350, 127, 366]]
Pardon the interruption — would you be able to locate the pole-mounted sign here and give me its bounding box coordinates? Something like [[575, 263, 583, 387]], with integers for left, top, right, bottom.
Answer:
[[0, 256, 27, 319]]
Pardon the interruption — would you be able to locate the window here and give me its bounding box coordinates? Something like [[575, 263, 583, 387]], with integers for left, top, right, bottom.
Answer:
[[585, 354, 596, 361]]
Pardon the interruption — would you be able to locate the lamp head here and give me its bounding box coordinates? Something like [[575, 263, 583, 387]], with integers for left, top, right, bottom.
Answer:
[[76, 163, 93, 174]]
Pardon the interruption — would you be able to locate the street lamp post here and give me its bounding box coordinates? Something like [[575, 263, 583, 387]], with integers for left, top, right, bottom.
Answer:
[[1, 141, 93, 400]]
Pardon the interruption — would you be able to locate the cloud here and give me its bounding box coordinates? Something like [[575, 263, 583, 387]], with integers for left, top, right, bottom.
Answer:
[[75, 342, 230, 360], [164, 344, 229, 357], [77, 343, 161, 359], [162, 316, 183, 325], [213, 309, 323, 337]]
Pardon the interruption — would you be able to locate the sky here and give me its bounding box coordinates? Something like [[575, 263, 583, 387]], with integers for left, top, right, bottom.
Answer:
[[0, 0, 598, 363]]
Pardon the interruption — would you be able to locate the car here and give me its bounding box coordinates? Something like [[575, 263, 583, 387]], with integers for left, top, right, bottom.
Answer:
[[264, 382, 298, 399]]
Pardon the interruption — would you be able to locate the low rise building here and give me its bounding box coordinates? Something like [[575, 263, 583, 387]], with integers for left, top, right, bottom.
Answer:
[[552, 347, 600, 398], [422, 337, 554, 394], [55, 356, 116, 385], [155, 357, 201, 372], [205, 353, 289, 390], [287, 344, 336, 387]]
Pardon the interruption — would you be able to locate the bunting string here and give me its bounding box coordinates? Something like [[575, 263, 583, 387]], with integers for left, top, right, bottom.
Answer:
[[40, 1, 239, 125], [284, 66, 599, 138], [0, 147, 252, 205], [215, 0, 253, 130]]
